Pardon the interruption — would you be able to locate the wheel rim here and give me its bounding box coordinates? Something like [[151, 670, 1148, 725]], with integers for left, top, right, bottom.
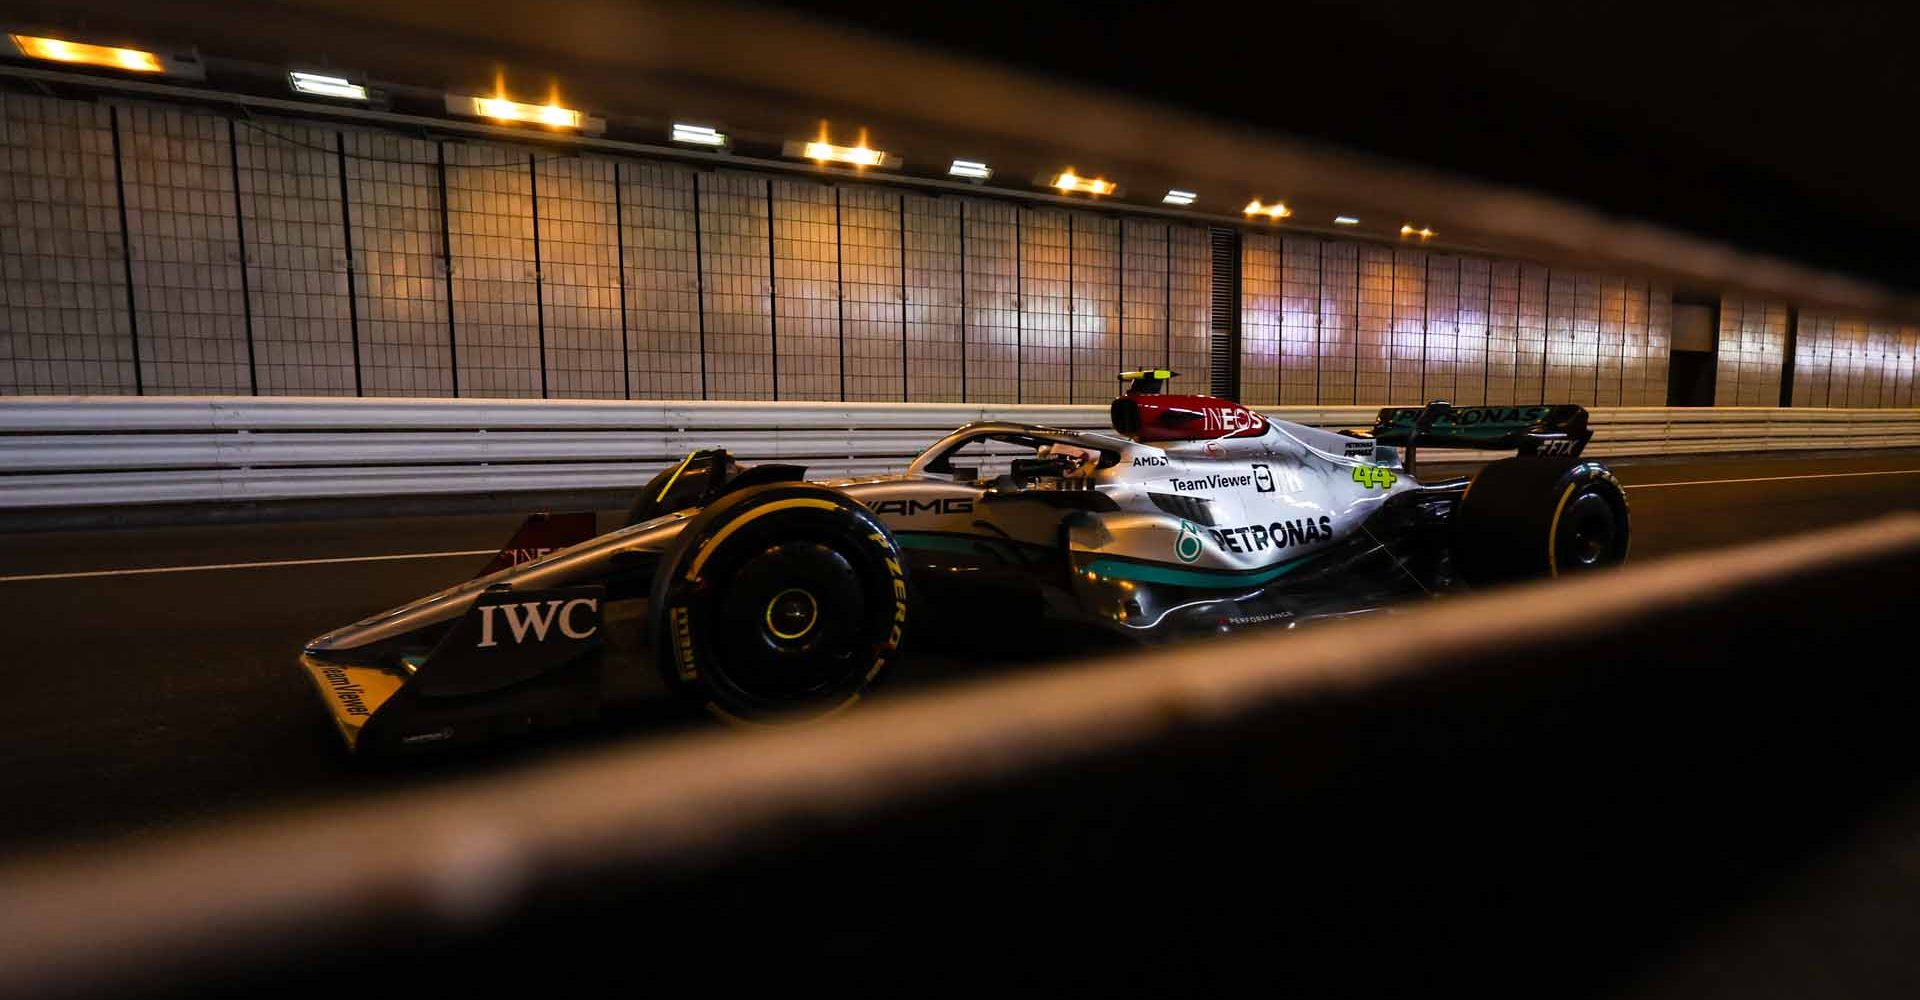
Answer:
[[706, 539, 874, 705], [765, 587, 819, 641], [1559, 492, 1617, 569]]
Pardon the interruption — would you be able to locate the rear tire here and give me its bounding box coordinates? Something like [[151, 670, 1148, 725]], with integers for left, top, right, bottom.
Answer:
[[1453, 458, 1629, 585], [649, 483, 908, 723]]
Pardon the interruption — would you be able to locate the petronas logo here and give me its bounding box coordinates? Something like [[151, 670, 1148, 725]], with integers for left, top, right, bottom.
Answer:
[[1175, 520, 1204, 563]]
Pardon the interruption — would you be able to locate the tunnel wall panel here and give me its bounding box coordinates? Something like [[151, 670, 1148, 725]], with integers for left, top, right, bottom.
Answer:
[[13, 93, 1920, 407], [445, 144, 540, 399], [1070, 212, 1121, 405], [535, 157, 624, 400], [232, 119, 353, 395], [118, 105, 250, 395], [619, 163, 702, 400], [1019, 208, 1071, 404], [0, 94, 135, 394], [902, 193, 961, 402], [341, 131, 451, 398]]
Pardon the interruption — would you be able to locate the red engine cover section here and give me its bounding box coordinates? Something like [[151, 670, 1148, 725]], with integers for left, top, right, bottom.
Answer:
[[1110, 394, 1268, 442]]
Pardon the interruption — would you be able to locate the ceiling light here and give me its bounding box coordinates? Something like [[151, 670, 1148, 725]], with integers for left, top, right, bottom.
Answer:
[[948, 159, 992, 181], [1244, 199, 1291, 220], [1333, 215, 1360, 226], [288, 71, 367, 101], [1400, 224, 1436, 240], [447, 92, 604, 134], [1052, 171, 1116, 196], [1163, 190, 1196, 206], [671, 123, 728, 147], [784, 138, 901, 169], [9, 33, 166, 74]]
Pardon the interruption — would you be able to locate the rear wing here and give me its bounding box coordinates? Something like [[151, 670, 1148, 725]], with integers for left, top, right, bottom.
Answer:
[[1364, 402, 1592, 469]]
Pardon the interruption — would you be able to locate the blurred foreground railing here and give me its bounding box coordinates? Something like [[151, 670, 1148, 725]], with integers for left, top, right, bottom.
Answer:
[[0, 397, 1916, 509], [2, 514, 1917, 998]]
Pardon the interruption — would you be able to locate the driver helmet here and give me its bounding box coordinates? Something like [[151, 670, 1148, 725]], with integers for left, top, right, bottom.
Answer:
[[1037, 442, 1099, 477]]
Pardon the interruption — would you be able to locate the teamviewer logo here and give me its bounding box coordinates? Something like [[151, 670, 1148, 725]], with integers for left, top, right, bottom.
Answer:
[[1252, 463, 1275, 493]]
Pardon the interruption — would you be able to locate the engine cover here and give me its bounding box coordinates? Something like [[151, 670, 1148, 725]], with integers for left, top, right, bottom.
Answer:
[[1110, 394, 1268, 442]]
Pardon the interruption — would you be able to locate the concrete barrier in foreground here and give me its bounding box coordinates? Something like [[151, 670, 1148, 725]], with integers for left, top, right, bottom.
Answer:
[[2, 515, 1919, 997]]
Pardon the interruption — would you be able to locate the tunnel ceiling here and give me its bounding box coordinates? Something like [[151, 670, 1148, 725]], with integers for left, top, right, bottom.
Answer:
[[10, 0, 1920, 319]]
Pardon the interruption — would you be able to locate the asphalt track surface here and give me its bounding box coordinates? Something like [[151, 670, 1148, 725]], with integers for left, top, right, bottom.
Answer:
[[0, 451, 1915, 857]]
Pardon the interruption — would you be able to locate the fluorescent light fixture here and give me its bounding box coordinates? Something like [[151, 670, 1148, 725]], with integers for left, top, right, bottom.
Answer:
[[1333, 215, 1360, 226], [10, 33, 164, 73], [1244, 199, 1291, 220], [783, 138, 901, 169], [1400, 223, 1436, 239], [948, 159, 992, 181], [288, 71, 367, 101], [671, 123, 728, 147], [446, 93, 604, 134], [1052, 171, 1116, 196], [1163, 190, 1197, 206]]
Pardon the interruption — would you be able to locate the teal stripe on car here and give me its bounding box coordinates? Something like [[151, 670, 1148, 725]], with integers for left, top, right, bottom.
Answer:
[[1082, 551, 1322, 588]]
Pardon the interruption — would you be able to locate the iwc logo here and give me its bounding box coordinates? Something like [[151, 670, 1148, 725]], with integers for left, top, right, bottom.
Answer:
[[1175, 520, 1205, 563]]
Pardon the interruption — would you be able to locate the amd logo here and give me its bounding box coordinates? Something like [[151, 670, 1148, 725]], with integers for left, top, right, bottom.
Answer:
[[871, 498, 975, 517], [1132, 455, 1168, 467], [476, 598, 600, 648]]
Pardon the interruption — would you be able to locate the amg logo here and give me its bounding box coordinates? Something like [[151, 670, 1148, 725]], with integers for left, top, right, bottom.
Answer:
[[319, 665, 370, 717], [1171, 473, 1253, 493], [475, 598, 599, 648], [1132, 455, 1168, 467], [1209, 515, 1334, 554], [870, 497, 975, 517]]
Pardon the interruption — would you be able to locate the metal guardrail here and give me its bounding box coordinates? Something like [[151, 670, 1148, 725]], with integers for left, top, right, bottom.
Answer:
[[0, 398, 1916, 509]]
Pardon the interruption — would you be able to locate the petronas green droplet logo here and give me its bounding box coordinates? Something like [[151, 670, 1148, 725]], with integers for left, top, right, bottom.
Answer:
[[1175, 520, 1204, 563]]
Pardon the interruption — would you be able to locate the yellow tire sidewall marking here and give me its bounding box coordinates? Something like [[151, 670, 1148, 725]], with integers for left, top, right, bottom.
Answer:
[[685, 497, 843, 580]]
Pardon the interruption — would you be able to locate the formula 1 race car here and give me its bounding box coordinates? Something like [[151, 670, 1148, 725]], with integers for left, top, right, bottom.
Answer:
[[300, 371, 1629, 753]]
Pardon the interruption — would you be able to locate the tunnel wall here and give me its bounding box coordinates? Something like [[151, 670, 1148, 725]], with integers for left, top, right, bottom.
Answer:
[[1237, 236, 1675, 406], [4, 90, 1917, 408], [1788, 307, 1920, 408]]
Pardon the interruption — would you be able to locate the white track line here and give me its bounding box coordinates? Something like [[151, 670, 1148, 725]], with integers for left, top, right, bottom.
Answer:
[[1628, 469, 1920, 489], [0, 549, 496, 584]]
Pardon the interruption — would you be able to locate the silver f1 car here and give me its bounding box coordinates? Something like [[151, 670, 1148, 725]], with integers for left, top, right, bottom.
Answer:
[[301, 371, 1628, 753]]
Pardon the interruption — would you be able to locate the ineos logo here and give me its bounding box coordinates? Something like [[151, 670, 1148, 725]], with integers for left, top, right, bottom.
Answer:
[[1201, 407, 1263, 433], [504, 547, 554, 566], [476, 598, 600, 647]]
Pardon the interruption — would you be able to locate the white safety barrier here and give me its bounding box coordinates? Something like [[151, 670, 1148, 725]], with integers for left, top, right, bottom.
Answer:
[[0, 398, 1916, 509]]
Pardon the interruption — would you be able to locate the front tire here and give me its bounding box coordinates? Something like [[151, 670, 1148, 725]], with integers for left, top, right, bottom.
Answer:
[[1453, 458, 1630, 585], [649, 483, 908, 723]]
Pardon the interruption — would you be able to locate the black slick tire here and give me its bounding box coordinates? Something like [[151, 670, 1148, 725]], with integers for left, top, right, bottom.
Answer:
[[649, 482, 909, 723], [1453, 457, 1630, 585]]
